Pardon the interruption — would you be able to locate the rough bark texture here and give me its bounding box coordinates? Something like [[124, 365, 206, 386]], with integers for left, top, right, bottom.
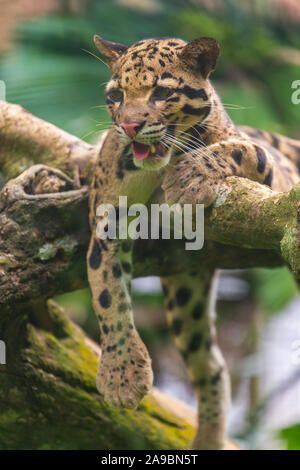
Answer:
[[1, 100, 300, 450], [0, 101, 97, 183]]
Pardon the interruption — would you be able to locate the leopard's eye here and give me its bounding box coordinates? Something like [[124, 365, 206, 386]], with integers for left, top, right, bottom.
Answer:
[[107, 88, 123, 102], [152, 86, 173, 101]]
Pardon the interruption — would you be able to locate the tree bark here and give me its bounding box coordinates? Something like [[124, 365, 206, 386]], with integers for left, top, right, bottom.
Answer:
[[1, 100, 299, 450]]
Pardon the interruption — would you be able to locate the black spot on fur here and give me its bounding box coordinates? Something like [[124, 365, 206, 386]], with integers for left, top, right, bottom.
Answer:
[[112, 263, 122, 278], [159, 59, 165, 67], [122, 241, 132, 252], [99, 289, 112, 309], [167, 96, 180, 102], [188, 332, 202, 352], [180, 85, 208, 101], [161, 72, 173, 79], [263, 169, 273, 187], [181, 104, 211, 118], [172, 318, 183, 336], [271, 133, 280, 148], [102, 324, 109, 335], [231, 149, 242, 165], [100, 239, 108, 252], [205, 162, 214, 170], [162, 284, 169, 297], [168, 299, 175, 310], [192, 303, 204, 320], [118, 303, 127, 313], [211, 368, 222, 385], [255, 146, 267, 173], [176, 287, 192, 306], [121, 262, 131, 273], [89, 240, 102, 270]]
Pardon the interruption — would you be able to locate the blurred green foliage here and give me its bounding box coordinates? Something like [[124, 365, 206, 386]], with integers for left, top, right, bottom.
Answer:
[[250, 267, 298, 314], [278, 424, 300, 450]]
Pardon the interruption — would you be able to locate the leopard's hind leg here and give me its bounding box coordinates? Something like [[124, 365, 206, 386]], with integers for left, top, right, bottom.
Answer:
[[161, 270, 230, 450]]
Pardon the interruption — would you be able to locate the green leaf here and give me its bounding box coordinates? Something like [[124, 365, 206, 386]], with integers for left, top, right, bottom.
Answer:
[[278, 424, 300, 450]]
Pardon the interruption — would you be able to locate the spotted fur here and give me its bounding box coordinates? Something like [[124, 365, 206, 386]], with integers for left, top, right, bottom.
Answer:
[[87, 35, 300, 449]]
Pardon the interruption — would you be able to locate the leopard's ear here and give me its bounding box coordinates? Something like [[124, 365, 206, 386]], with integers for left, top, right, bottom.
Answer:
[[179, 37, 220, 79], [94, 35, 128, 68]]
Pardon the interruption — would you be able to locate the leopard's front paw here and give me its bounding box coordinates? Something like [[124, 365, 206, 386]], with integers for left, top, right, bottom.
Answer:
[[162, 160, 219, 208], [96, 330, 153, 409]]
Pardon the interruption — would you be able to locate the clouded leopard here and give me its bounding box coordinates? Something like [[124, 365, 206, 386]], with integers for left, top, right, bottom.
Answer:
[[87, 35, 300, 449]]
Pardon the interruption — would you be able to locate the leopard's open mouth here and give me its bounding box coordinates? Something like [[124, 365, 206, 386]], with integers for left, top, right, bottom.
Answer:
[[132, 141, 167, 160]]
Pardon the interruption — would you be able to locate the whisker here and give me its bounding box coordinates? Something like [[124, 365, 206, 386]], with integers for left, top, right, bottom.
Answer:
[[213, 102, 255, 111], [81, 129, 100, 140], [81, 125, 111, 140], [82, 48, 109, 69], [90, 105, 109, 110], [163, 134, 195, 154], [177, 131, 205, 147], [162, 135, 186, 152], [164, 131, 220, 160]]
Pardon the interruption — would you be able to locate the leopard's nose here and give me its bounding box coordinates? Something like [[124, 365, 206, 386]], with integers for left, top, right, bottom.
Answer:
[[120, 122, 140, 138]]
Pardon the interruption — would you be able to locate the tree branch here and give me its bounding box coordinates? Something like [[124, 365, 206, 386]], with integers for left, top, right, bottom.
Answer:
[[205, 177, 300, 277], [0, 299, 199, 450], [0, 164, 286, 308], [0, 100, 98, 183]]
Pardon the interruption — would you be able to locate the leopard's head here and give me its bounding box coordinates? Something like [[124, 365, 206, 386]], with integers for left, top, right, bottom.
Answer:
[[94, 36, 220, 170]]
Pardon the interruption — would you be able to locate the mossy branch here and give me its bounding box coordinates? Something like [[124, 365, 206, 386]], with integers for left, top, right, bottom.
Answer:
[[0, 299, 200, 450]]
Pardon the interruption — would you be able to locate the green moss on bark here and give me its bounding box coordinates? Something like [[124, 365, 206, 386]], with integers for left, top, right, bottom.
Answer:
[[0, 300, 194, 450]]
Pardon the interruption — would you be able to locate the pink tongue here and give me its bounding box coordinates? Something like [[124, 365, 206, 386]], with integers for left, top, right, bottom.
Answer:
[[132, 141, 151, 160]]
